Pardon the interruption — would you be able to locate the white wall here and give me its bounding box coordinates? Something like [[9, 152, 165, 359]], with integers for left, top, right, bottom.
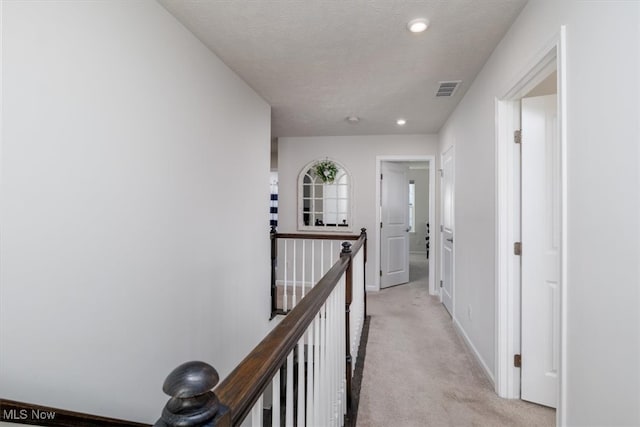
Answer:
[[278, 135, 438, 290], [0, 0, 271, 423], [439, 0, 639, 424]]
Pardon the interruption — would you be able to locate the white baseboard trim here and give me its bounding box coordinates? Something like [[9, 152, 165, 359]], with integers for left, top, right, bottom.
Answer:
[[409, 251, 428, 255], [453, 318, 495, 387]]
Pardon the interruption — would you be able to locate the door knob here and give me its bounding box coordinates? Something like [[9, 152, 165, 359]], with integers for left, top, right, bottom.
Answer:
[[406, 227, 411, 232]]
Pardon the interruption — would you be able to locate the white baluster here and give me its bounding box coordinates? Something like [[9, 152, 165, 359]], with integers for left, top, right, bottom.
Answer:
[[320, 241, 325, 279], [297, 336, 305, 426], [326, 294, 332, 427], [292, 240, 297, 308], [283, 240, 288, 311], [286, 352, 294, 427], [311, 240, 315, 289], [320, 303, 329, 426], [306, 323, 314, 427], [252, 395, 263, 427], [272, 368, 281, 427], [329, 286, 336, 427], [301, 240, 306, 298], [313, 313, 320, 426], [330, 243, 334, 269]]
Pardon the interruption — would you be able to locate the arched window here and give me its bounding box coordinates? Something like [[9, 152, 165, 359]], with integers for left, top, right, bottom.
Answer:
[[298, 159, 352, 231]]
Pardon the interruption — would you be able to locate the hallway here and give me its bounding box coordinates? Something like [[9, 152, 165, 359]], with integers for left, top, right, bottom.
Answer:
[[356, 255, 555, 426]]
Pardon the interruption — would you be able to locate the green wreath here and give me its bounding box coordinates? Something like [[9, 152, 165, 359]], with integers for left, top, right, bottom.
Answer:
[[313, 160, 339, 183]]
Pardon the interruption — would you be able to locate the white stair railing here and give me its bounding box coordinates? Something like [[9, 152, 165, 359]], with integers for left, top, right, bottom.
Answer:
[[271, 230, 365, 317], [157, 232, 367, 427], [251, 274, 346, 427], [275, 237, 343, 313]]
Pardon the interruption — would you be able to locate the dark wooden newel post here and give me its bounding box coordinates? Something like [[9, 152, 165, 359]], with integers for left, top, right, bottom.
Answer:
[[341, 241, 353, 417], [155, 361, 230, 427]]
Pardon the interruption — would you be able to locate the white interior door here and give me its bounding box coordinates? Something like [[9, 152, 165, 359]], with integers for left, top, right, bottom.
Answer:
[[521, 94, 559, 408], [440, 147, 454, 315], [380, 162, 409, 288]]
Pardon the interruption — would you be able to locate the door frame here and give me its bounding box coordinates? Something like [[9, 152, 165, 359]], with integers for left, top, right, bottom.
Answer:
[[495, 27, 566, 425], [439, 145, 455, 312], [374, 155, 436, 294]]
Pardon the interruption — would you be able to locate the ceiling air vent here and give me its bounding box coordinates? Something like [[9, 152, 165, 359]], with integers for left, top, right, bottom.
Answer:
[[436, 81, 461, 97]]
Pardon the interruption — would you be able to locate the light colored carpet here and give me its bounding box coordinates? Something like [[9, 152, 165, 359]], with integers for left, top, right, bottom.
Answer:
[[356, 254, 555, 427]]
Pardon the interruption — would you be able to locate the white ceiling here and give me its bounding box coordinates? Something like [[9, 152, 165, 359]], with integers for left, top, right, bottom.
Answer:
[[158, 0, 527, 137]]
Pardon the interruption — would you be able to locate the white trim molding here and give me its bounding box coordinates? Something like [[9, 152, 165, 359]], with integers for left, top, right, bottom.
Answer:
[[557, 26, 568, 427], [494, 27, 567, 427], [454, 318, 495, 387], [374, 155, 436, 295], [495, 97, 522, 399]]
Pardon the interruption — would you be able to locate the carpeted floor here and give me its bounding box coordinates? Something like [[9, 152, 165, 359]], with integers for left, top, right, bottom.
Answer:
[[356, 254, 555, 427]]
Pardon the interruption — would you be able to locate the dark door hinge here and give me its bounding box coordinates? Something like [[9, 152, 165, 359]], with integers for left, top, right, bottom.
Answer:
[[514, 242, 522, 256], [380, 222, 383, 229], [380, 270, 383, 277], [514, 129, 522, 144], [440, 280, 443, 288], [514, 354, 522, 368]]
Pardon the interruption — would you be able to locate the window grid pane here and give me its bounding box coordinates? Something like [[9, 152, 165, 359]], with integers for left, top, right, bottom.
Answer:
[[300, 164, 351, 229]]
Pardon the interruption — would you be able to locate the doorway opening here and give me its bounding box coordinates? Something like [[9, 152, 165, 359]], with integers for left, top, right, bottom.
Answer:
[[374, 156, 436, 295], [407, 163, 431, 286], [495, 27, 566, 425]]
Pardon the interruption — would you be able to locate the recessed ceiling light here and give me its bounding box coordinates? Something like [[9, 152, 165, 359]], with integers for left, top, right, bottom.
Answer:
[[346, 116, 360, 123], [407, 18, 429, 33], [396, 118, 407, 126]]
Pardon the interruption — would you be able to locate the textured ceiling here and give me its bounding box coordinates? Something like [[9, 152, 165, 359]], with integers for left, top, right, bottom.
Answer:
[[158, 0, 527, 137]]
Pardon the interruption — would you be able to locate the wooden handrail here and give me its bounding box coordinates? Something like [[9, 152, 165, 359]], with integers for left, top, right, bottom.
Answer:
[[216, 238, 365, 425], [0, 399, 149, 427], [216, 254, 351, 425], [273, 232, 361, 241], [157, 232, 367, 426]]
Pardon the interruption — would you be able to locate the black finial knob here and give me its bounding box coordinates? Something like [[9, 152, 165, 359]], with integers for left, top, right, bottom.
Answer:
[[341, 241, 352, 254], [157, 361, 223, 426], [163, 361, 219, 398], [360, 227, 367, 234]]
